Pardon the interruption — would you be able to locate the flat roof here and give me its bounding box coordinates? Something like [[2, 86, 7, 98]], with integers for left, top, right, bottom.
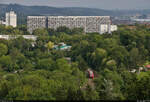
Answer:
[[28, 16, 110, 18]]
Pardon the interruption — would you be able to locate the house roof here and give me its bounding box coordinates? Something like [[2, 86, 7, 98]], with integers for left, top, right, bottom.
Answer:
[[145, 65, 150, 68]]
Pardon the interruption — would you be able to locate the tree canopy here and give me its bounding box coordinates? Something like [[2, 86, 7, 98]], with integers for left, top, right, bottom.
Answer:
[[0, 24, 150, 100]]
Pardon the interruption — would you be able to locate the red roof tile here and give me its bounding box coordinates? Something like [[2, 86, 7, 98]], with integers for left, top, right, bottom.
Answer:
[[145, 65, 150, 68]]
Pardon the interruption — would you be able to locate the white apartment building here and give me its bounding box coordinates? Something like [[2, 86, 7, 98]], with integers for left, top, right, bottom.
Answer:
[[27, 16, 46, 34], [48, 16, 86, 32], [0, 35, 37, 41], [27, 16, 117, 34], [5, 11, 17, 27], [99, 24, 118, 34], [100, 24, 109, 34], [110, 25, 118, 32], [47, 16, 111, 33]]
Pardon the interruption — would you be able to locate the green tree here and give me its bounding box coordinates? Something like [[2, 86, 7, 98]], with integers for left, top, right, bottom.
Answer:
[[45, 41, 54, 52], [55, 58, 71, 73], [33, 28, 48, 36], [120, 70, 137, 100], [0, 43, 8, 57], [136, 74, 150, 100], [57, 26, 71, 34], [110, 46, 129, 68], [106, 59, 117, 70], [91, 48, 107, 70], [37, 58, 54, 71], [76, 55, 88, 71], [0, 56, 13, 72], [47, 28, 56, 36], [129, 48, 141, 69], [71, 28, 84, 35], [95, 69, 124, 100]]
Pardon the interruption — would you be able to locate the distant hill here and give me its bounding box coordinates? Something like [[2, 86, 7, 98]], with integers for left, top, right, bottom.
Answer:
[[0, 4, 150, 25], [0, 4, 114, 16]]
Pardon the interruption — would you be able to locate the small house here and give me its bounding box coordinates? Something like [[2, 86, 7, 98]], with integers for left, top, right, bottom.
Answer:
[[145, 65, 150, 71]]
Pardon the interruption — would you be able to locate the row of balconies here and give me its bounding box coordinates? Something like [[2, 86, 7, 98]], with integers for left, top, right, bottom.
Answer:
[[27, 16, 111, 33]]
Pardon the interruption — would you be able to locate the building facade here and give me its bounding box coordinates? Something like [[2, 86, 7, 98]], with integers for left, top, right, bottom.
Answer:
[[27, 16, 115, 34], [99, 24, 118, 34], [110, 25, 118, 32], [0, 35, 37, 41], [5, 11, 17, 27], [100, 24, 110, 34], [27, 16, 47, 34], [48, 16, 86, 32]]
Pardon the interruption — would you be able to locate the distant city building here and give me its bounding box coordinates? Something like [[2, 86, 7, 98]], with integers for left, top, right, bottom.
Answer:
[[5, 11, 17, 27], [27, 16, 117, 34], [147, 14, 150, 19], [131, 19, 150, 22]]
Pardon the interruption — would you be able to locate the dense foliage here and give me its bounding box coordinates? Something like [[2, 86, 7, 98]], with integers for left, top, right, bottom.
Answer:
[[0, 24, 150, 100]]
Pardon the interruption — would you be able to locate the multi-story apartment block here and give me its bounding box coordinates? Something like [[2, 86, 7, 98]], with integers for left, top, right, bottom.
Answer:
[[5, 11, 17, 27], [100, 24, 118, 34], [48, 16, 86, 32], [85, 16, 111, 33], [27, 16, 116, 34], [27, 16, 47, 34], [110, 25, 118, 32], [99, 24, 110, 34]]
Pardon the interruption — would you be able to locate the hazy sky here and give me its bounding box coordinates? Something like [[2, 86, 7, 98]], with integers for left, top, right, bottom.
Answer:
[[0, 0, 150, 10]]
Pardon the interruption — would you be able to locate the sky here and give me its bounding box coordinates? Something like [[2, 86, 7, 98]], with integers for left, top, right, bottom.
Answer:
[[0, 0, 150, 10]]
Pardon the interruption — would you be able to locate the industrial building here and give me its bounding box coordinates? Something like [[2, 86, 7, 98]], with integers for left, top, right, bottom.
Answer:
[[27, 16, 117, 34]]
